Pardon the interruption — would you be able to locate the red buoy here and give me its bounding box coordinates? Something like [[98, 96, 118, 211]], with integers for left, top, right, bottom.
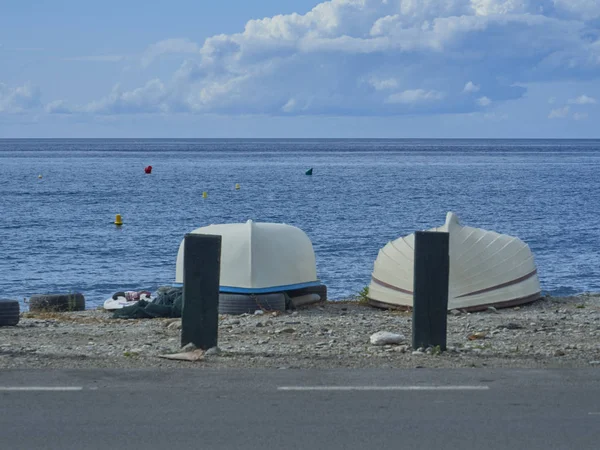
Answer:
[[144, 165, 152, 174]]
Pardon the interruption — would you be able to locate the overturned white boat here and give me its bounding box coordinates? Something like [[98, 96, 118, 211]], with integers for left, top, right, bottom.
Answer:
[[175, 220, 323, 296], [368, 212, 541, 311]]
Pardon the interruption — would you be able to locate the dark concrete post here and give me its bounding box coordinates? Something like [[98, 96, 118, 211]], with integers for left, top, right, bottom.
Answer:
[[412, 231, 450, 350], [181, 233, 221, 350]]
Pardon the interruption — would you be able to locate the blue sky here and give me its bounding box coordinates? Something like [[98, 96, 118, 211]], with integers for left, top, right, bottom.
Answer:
[[1, 0, 599, 138]]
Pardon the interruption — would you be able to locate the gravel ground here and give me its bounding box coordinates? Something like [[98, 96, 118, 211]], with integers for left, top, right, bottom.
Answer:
[[1, 294, 599, 369]]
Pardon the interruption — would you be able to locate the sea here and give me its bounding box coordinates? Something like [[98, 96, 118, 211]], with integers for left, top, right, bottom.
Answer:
[[1, 139, 599, 309]]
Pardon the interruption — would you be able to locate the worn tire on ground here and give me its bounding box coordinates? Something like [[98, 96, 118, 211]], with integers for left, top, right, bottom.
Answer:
[[0, 299, 20, 326], [286, 284, 327, 302], [218, 293, 286, 315], [29, 293, 86, 312]]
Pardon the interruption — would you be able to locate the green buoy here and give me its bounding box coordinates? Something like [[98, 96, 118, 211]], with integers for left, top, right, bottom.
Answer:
[[305, 168, 313, 175]]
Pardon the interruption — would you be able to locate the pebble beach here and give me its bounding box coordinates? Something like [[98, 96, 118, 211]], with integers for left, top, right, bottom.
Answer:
[[1, 294, 599, 370]]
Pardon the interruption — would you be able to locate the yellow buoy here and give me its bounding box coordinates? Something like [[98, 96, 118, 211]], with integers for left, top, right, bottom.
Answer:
[[202, 191, 208, 198], [235, 183, 240, 190], [114, 214, 123, 226], [38, 175, 43, 179]]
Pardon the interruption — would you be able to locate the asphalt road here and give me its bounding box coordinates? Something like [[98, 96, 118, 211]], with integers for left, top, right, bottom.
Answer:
[[1, 369, 599, 450]]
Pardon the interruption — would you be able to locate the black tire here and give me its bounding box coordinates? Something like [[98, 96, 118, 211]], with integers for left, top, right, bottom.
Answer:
[[218, 293, 286, 315], [29, 293, 85, 312], [0, 299, 20, 326], [286, 284, 327, 302]]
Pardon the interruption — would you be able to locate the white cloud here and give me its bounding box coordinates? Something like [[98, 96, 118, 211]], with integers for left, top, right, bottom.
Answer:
[[282, 98, 297, 113], [83, 80, 171, 114], [386, 89, 445, 104], [141, 38, 201, 68], [477, 96, 492, 106], [0, 82, 41, 113], [548, 97, 556, 104], [573, 111, 589, 120], [463, 81, 481, 93], [49, 81, 172, 115], [471, 0, 530, 16], [45, 102, 73, 115], [548, 105, 570, 118], [45, 100, 72, 114], [552, 0, 600, 20], [48, 0, 600, 116], [367, 77, 399, 91], [568, 94, 596, 105]]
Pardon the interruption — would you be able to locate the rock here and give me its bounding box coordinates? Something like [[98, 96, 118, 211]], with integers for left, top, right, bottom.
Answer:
[[167, 320, 182, 330], [487, 307, 499, 314], [467, 331, 487, 340], [554, 350, 566, 357], [450, 309, 461, 316], [205, 346, 221, 356], [412, 350, 424, 356], [255, 322, 264, 328], [164, 318, 180, 327], [394, 345, 409, 353], [589, 361, 600, 365], [370, 331, 406, 346], [500, 323, 523, 330], [254, 310, 264, 315], [275, 327, 296, 334]]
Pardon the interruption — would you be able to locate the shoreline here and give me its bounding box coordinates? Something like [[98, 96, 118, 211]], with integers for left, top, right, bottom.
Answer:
[[1, 293, 599, 370]]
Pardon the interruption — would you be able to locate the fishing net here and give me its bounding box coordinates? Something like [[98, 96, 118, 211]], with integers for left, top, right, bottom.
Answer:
[[112, 287, 183, 319]]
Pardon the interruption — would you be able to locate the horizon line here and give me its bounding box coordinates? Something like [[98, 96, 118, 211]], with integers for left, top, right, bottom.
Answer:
[[1, 137, 600, 140]]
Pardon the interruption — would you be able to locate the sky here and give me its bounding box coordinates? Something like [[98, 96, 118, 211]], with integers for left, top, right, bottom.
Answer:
[[1, 0, 599, 138]]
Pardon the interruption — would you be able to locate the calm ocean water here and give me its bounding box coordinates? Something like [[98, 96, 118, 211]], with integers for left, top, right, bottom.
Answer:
[[1, 139, 599, 309]]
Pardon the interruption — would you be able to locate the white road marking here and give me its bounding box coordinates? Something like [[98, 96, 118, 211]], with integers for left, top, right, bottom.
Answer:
[[0, 387, 83, 392], [589, 412, 600, 415], [278, 385, 489, 391]]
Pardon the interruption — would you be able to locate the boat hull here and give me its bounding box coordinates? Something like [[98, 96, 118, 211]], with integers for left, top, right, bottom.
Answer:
[[368, 212, 542, 311], [175, 220, 322, 293]]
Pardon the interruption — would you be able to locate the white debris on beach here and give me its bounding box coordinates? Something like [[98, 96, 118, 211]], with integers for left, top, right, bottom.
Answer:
[[0, 294, 599, 369]]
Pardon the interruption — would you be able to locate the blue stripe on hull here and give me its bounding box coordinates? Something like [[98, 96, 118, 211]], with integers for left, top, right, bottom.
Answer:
[[170, 280, 321, 294]]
